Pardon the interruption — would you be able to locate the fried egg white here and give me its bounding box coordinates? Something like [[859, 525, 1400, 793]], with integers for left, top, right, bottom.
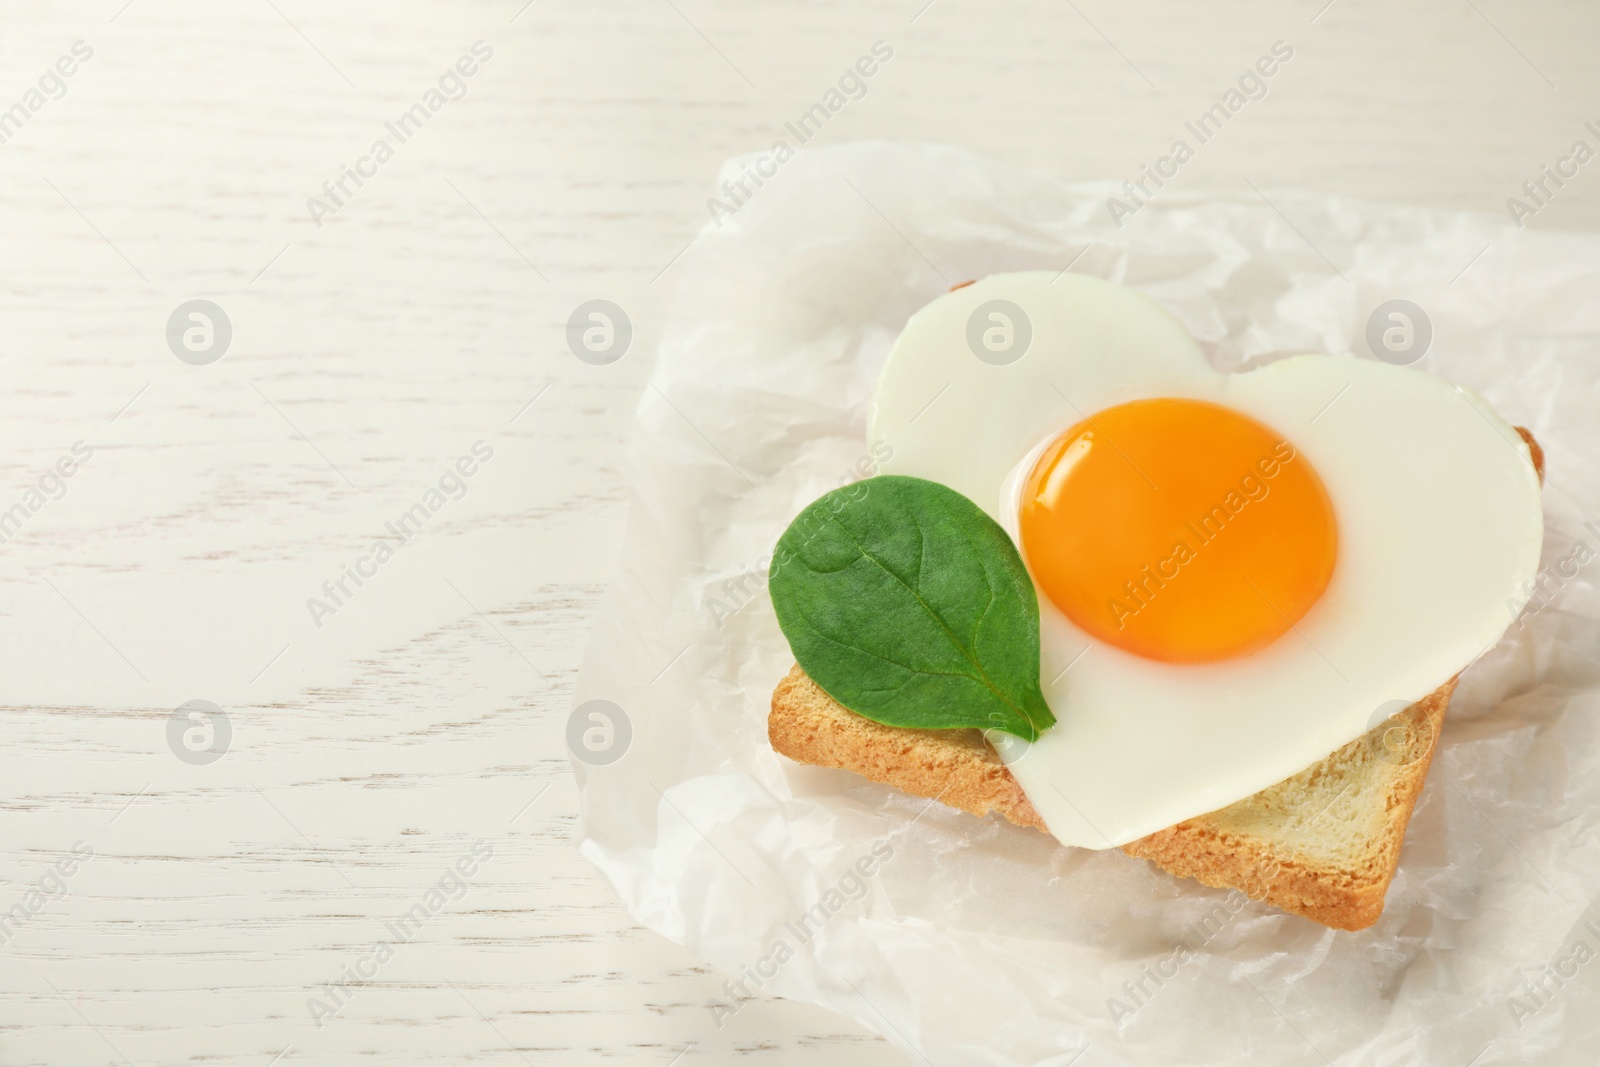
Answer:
[[868, 272, 1543, 849]]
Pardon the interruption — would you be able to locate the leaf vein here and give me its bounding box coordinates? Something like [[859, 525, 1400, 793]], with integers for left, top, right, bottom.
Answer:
[[823, 511, 1032, 723]]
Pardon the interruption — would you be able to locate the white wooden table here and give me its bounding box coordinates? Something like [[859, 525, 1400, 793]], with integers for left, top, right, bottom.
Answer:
[[2, 0, 1595, 1062]]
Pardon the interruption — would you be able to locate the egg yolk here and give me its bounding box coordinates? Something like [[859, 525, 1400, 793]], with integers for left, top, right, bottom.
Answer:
[[1018, 398, 1337, 663]]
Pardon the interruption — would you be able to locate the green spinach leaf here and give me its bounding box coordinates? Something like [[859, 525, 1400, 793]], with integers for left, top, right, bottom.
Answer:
[[769, 475, 1056, 741]]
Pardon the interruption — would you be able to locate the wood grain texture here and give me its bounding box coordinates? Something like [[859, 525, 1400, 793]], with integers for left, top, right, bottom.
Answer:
[[0, 0, 1596, 1062]]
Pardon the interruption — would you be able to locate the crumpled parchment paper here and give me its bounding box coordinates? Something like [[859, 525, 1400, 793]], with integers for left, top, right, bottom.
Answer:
[[573, 142, 1600, 1067]]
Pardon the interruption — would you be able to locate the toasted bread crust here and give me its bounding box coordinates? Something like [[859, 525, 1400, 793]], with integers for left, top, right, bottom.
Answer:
[[771, 664, 1449, 930], [769, 664, 1049, 831], [767, 428, 1542, 931], [1120, 678, 1452, 929]]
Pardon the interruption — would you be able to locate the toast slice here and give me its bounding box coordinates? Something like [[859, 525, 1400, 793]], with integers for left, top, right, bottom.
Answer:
[[768, 429, 1543, 931]]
